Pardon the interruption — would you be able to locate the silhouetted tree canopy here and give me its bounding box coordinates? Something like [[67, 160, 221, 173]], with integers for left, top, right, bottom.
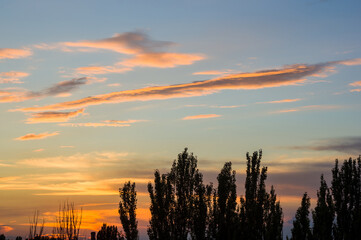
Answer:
[[119, 181, 138, 240], [97, 223, 122, 240], [312, 175, 334, 240], [290, 192, 312, 240], [331, 156, 361, 240]]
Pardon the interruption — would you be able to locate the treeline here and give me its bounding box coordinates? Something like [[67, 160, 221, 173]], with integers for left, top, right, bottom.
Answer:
[[2, 149, 361, 240], [116, 148, 361, 240]]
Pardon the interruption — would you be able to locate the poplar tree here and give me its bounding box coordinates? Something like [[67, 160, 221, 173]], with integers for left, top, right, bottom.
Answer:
[[331, 156, 361, 240], [119, 181, 138, 240], [239, 150, 283, 240], [290, 192, 312, 240], [210, 162, 238, 240], [312, 175, 334, 240]]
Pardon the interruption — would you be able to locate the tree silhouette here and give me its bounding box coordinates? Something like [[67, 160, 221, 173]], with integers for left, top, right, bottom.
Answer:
[[210, 162, 238, 240], [331, 156, 361, 240], [119, 181, 138, 240], [239, 150, 283, 240], [147, 170, 174, 240], [97, 223, 123, 240], [290, 192, 312, 240], [148, 148, 211, 240], [53, 201, 82, 240], [312, 175, 334, 240], [16, 237, 23, 240], [0, 234, 5, 240], [29, 210, 44, 240]]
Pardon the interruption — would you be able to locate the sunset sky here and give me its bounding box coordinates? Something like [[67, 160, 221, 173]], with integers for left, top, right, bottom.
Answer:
[[1, 0, 361, 239]]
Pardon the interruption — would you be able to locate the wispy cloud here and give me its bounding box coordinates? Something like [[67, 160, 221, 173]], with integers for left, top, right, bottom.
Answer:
[[1, 77, 88, 103], [75, 66, 132, 75], [272, 105, 341, 114], [60, 145, 74, 148], [59, 119, 147, 127], [290, 137, 361, 155], [338, 58, 361, 66], [15, 61, 343, 112], [120, 52, 204, 68], [0, 71, 29, 84], [33, 149, 45, 152], [0, 225, 13, 233], [59, 31, 204, 69], [26, 108, 85, 123], [257, 98, 302, 104], [182, 114, 221, 120], [14, 131, 59, 141], [18, 152, 128, 169], [0, 48, 32, 59], [350, 80, 361, 92], [192, 70, 234, 76]]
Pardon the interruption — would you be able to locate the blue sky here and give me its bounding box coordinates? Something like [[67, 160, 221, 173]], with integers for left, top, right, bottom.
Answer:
[[0, 0, 361, 238]]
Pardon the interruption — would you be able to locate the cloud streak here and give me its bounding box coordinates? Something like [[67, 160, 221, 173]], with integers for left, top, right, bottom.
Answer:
[[15, 61, 344, 112], [0, 71, 29, 84], [350, 80, 361, 92], [14, 131, 59, 141], [290, 137, 361, 155], [26, 109, 85, 123], [257, 98, 302, 104], [1, 77, 87, 103], [0, 48, 32, 59], [75, 66, 132, 75], [271, 105, 341, 114], [59, 119, 147, 127], [182, 114, 221, 120]]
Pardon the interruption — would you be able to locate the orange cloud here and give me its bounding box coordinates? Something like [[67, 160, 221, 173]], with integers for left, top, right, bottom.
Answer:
[[182, 114, 221, 120], [15, 62, 338, 112], [26, 109, 85, 123], [0, 88, 30, 102], [0, 225, 14, 233], [349, 80, 361, 92], [62, 31, 174, 54], [76, 66, 132, 75], [33, 149, 45, 152], [338, 58, 361, 66], [272, 105, 341, 114], [0, 71, 29, 83], [59, 119, 147, 127], [14, 131, 59, 141], [120, 52, 204, 68], [0, 48, 32, 59], [192, 70, 233, 75], [60, 122, 131, 127], [1, 78, 87, 103], [257, 98, 302, 104]]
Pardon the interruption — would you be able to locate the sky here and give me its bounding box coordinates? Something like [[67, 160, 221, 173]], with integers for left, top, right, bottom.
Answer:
[[1, 0, 361, 239]]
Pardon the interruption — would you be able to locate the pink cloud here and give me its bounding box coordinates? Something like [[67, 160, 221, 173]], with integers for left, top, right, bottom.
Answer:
[[120, 52, 205, 68], [14, 62, 336, 112], [76, 66, 132, 75], [59, 119, 147, 127], [0, 48, 32, 59], [338, 58, 361, 66], [272, 105, 342, 114], [257, 98, 302, 104], [192, 70, 234, 76], [0, 71, 29, 83], [14, 131, 60, 141], [26, 108, 85, 123], [182, 114, 221, 120]]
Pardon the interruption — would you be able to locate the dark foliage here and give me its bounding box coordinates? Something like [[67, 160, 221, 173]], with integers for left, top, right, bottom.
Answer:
[[119, 181, 138, 240], [331, 156, 361, 240], [97, 223, 122, 240], [312, 175, 334, 240], [290, 193, 312, 240]]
